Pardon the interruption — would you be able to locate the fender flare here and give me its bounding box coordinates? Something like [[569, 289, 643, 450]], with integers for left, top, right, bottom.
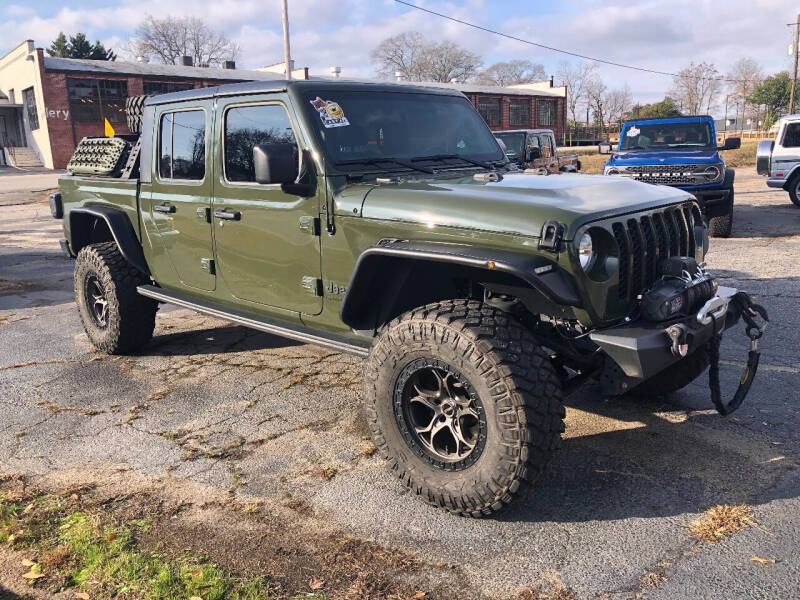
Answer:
[[339, 239, 581, 330], [722, 166, 735, 189], [69, 206, 150, 276], [780, 164, 800, 189]]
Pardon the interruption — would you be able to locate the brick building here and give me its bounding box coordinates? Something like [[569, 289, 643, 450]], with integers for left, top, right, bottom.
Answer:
[[0, 40, 286, 169], [1, 39, 567, 169]]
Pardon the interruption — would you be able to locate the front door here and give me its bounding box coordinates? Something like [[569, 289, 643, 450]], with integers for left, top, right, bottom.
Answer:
[[146, 102, 216, 291], [211, 95, 322, 315]]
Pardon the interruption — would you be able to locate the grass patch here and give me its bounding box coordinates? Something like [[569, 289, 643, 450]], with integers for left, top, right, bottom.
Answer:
[[688, 504, 756, 543], [0, 491, 274, 599]]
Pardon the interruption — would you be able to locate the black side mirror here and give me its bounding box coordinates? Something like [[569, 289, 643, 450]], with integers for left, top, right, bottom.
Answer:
[[253, 143, 298, 185], [528, 147, 542, 161], [721, 137, 741, 151], [598, 142, 612, 154]]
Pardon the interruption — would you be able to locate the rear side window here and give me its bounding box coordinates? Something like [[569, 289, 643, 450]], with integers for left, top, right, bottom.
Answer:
[[783, 123, 800, 148], [224, 104, 297, 182], [159, 109, 206, 181]]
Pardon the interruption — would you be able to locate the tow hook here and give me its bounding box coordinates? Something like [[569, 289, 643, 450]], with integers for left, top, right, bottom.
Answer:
[[666, 323, 688, 357]]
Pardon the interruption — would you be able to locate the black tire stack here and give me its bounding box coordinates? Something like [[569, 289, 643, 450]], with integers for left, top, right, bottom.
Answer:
[[125, 95, 150, 134]]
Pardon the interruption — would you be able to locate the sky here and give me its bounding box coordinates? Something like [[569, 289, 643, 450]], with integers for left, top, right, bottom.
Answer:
[[1, 0, 797, 113]]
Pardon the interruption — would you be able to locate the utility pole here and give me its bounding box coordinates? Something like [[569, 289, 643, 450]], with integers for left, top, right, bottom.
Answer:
[[281, 0, 292, 80], [790, 13, 800, 114]]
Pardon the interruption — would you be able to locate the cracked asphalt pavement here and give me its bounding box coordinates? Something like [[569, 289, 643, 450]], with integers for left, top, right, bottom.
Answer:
[[1, 170, 799, 599]]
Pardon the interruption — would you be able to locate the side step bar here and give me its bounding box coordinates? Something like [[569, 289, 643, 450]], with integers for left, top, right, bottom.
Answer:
[[137, 285, 371, 357]]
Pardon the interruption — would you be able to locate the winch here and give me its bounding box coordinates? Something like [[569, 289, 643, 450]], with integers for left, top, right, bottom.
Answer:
[[640, 257, 716, 323]]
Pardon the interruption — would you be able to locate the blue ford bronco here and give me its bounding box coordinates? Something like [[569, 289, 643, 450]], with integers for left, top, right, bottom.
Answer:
[[600, 116, 740, 237]]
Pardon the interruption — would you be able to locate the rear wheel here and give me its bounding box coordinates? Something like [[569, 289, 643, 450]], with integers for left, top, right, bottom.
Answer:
[[788, 175, 800, 208], [364, 300, 565, 517], [74, 242, 157, 354]]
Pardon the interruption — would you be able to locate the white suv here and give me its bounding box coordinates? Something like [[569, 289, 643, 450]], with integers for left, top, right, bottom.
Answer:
[[758, 114, 800, 207]]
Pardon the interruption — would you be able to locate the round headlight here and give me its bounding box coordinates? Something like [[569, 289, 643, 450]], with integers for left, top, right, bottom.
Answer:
[[578, 232, 595, 271], [605, 167, 620, 175], [703, 165, 720, 180]]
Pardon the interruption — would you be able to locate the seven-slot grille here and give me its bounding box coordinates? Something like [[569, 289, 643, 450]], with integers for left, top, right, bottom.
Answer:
[[611, 203, 700, 302]]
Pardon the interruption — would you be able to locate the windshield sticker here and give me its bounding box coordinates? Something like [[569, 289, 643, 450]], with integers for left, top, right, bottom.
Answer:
[[627, 126, 640, 137], [310, 97, 350, 128]]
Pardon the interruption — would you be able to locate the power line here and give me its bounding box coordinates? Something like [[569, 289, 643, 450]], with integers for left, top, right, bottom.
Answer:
[[394, 0, 758, 83]]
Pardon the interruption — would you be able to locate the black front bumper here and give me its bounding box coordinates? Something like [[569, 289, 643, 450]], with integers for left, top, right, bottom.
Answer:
[[591, 286, 740, 394]]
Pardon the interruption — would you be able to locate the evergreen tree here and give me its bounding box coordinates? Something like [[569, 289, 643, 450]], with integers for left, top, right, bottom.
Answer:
[[46, 32, 115, 61], [47, 32, 70, 57]]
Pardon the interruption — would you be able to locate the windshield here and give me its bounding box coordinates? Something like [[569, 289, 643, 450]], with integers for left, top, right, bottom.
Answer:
[[619, 122, 714, 151], [494, 132, 525, 159], [302, 90, 506, 172]]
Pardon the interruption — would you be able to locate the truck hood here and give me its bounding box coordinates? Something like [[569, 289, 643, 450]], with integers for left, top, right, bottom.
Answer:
[[609, 148, 721, 166], [339, 172, 691, 240]]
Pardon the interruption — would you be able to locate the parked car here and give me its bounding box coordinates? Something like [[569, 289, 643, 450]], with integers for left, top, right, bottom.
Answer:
[[600, 116, 740, 237], [494, 129, 581, 172], [52, 80, 753, 517], [756, 114, 800, 207]]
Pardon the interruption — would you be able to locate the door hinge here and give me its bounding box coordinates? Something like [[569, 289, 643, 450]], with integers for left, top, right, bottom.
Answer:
[[200, 258, 216, 275], [301, 276, 323, 296], [299, 216, 321, 236]]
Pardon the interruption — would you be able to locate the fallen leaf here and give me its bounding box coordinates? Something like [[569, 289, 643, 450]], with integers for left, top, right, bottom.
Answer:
[[21, 559, 36, 567], [22, 571, 45, 580], [751, 555, 777, 565], [75, 593, 90, 599], [309, 577, 325, 590], [7, 534, 17, 544], [69, 494, 79, 501], [412, 593, 426, 599], [189, 596, 203, 600], [22, 503, 34, 515], [188, 570, 204, 579]]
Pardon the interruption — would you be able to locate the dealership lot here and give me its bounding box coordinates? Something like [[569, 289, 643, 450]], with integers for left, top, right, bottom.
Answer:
[[0, 170, 799, 598]]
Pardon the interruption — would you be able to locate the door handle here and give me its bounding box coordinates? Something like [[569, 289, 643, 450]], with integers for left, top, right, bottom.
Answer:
[[154, 204, 176, 214], [214, 209, 241, 221]]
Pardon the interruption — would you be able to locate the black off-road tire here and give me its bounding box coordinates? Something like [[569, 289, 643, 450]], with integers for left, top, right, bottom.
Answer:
[[125, 95, 149, 134], [74, 242, 157, 354], [788, 175, 800, 208], [364, 300, 565, 517], [708, 194, 733, 238], [630, 346, 710, 398]]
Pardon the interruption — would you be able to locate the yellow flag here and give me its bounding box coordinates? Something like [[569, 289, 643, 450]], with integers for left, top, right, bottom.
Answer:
[[104, 118, 115, 137]]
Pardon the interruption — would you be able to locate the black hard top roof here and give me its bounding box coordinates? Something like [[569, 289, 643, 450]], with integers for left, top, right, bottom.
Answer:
[[145, 78, 466, 105]]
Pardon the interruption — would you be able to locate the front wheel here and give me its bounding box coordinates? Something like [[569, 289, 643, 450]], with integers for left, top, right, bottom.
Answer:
[[708, 193, 734, 238], [364, 300, 565, 517], [74, 242, 158, 354]]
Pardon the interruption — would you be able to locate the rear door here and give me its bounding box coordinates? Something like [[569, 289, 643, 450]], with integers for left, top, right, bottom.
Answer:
[[145, 102, 216, 291], [211, 94, 322, 314]]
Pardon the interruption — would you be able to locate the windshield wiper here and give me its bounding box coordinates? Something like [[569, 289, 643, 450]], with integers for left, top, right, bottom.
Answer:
[[410, 153, 495, 169], [622, 145, 649, 151], [333, 157, 434, 174]]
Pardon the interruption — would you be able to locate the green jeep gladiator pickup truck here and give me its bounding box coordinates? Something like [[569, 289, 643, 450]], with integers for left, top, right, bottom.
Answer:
[[51, 79, 763, 517]]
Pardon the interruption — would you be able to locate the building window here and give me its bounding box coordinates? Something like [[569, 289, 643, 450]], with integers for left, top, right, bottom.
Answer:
[[67, 78, 129, 123], [537, 100, 556, 127], [509, 98, 530, 127], [143, 81, 194, 96], [159, 110, 206, 180], [22, 87, 39, 131], [224, 104, 297, 182], [477, 97, 501, 127]]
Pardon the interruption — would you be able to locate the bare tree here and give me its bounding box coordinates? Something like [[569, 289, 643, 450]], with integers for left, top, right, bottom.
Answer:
[[475, 59, 546, 87], [556, 61, 597, 124], [727, 57, 764, 129], [129, 16, 239, 66], [605, 85, 633, 126], [371, 31, 481, 82], [586, 78, 608, 133], [669, 62, 722, 115]]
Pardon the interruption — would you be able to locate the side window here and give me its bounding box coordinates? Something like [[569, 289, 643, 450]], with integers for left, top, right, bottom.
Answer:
[[538, 136, 553, 158], [783, 123, 800, 148], [224, 104, 297, 182], [158, 110, 206, 181]]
